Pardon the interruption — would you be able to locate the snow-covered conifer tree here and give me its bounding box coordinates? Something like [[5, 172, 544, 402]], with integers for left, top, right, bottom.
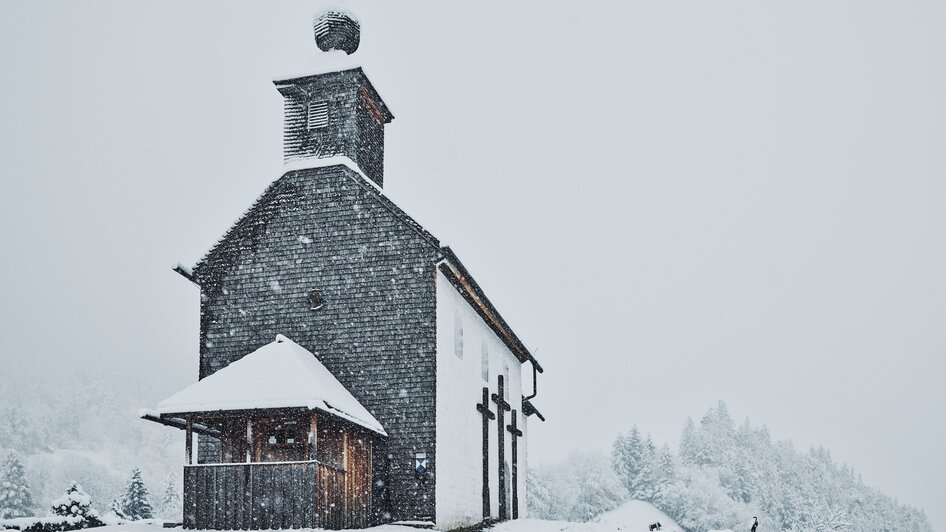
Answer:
[[525, 467, 554, 519], [631, 435, 659, 501], [0, 451, 34, 518], [678, 417, 699, 465], [51, 482, 102, 526], [116, 468, 154, 520], [651, 444, 675, 507], [569, 451, 628, 521], [531, 451, 627, 521], [610, 433, 629, 483], [158, 474, 181, 520], [611, 426, 645, 496], [697, 401, 735, 467], [108, 497, 127, 520]]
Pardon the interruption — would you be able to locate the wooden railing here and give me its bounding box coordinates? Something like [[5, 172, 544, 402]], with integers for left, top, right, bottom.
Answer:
[[183, 460, 365, 530]]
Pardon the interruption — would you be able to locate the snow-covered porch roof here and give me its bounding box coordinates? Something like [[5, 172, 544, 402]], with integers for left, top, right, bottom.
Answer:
[[141, 334, 386, 435]]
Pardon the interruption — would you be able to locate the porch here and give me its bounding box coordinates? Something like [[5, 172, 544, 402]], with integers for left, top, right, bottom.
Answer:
[[141, 335, 386, 530], [170, 409, 375, 530], [183, 460, 365, 530]]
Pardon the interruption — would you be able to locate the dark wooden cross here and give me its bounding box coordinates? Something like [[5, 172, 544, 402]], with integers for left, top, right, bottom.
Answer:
[[491, 375, 512, 520], [475, 387, 495, 520], [507, 410, 523, 520]]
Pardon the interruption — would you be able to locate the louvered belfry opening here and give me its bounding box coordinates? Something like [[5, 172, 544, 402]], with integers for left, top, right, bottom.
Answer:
[[307, 101, 330, 130]]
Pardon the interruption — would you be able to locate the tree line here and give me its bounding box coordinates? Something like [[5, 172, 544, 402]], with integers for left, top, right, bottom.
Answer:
[[0, 452, 180, 526], [527, 401, 932, 531]]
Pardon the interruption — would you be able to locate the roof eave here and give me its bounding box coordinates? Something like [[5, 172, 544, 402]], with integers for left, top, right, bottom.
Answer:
[[438, 246, 541, 370], [148, 405, 387, 437], [273, 67, 394, 123]]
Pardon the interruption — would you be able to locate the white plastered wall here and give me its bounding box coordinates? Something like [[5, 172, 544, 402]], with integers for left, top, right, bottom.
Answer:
[[435, 269, 525, 530]]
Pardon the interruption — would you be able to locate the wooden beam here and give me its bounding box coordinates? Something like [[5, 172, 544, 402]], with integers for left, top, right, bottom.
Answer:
[[309, 414, 318, 461], [185, 419, 194, 465], [141, 412, 221, 437], [245, 417, 253, 463], [182, 406, 311, 420]]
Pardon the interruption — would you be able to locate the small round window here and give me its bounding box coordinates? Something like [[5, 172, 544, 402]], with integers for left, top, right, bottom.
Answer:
[[307, 290, 325, 310]]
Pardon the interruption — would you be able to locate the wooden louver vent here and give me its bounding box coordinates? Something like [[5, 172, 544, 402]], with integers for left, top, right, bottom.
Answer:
[[307, 101, 329, 129]]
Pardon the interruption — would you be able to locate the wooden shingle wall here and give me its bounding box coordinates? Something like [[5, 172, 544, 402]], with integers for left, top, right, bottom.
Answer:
[[194, 165, 440, 523], [280, 70, 386, 187]]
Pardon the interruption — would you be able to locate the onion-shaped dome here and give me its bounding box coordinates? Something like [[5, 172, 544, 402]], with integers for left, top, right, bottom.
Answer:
[[314, 11, 360, 55]]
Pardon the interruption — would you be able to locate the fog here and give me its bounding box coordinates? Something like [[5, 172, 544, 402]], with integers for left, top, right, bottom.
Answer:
[[1, 1, 944, 528]]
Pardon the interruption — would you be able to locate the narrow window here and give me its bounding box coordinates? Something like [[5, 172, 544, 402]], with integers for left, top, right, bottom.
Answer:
[[454, 313, 463, 359], [307, 101, 329, 129], [481, 342, 489, 382], [504, 362, 510, 400]]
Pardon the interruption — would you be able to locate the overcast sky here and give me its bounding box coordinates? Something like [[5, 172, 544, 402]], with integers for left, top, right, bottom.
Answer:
[[1, 1, 944, 528]]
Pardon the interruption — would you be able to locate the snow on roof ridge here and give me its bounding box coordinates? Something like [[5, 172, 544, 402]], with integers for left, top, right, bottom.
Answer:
[[190, 155, 436, 275], [272, 52, 395, 119], [273, 51, 362, 83], [284, 158, 442, 251], [190, 176, 291, 272], [189, 159, 361, 271], [283, 155, 374, 187]]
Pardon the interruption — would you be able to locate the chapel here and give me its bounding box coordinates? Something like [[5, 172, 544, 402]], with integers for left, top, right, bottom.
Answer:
[[142, 11, 544, 531]]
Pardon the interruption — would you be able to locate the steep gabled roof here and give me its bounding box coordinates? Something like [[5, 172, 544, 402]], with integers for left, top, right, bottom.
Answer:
[[191, 176, 301, 281], [191, 162, 439, 281], [151, 334, 387, 435], [184, 161, 540, 369]]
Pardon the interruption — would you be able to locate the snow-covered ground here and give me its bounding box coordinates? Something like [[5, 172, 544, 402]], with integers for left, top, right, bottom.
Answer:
[[25, 501, 680, 532], [30, 525, 425, 532], [493, 501, 681, 532]]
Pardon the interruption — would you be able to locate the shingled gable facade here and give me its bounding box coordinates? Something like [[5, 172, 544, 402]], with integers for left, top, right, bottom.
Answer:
[[143, 12, 544, 531]]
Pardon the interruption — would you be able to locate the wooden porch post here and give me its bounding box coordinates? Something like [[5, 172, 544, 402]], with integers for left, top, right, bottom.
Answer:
[[245, 417, 253, 463], [308, 413, 318, 461], [185, 419, 193, 465]]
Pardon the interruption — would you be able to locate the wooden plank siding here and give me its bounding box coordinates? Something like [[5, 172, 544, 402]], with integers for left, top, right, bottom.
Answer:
[[183, 460, 370, 530]]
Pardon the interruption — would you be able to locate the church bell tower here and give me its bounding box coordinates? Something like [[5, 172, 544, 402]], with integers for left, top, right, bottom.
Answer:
[[274, 11, 394, 188]]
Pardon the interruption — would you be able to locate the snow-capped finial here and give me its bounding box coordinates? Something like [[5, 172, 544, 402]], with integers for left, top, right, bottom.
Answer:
[[313, 10, 360, 55]]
